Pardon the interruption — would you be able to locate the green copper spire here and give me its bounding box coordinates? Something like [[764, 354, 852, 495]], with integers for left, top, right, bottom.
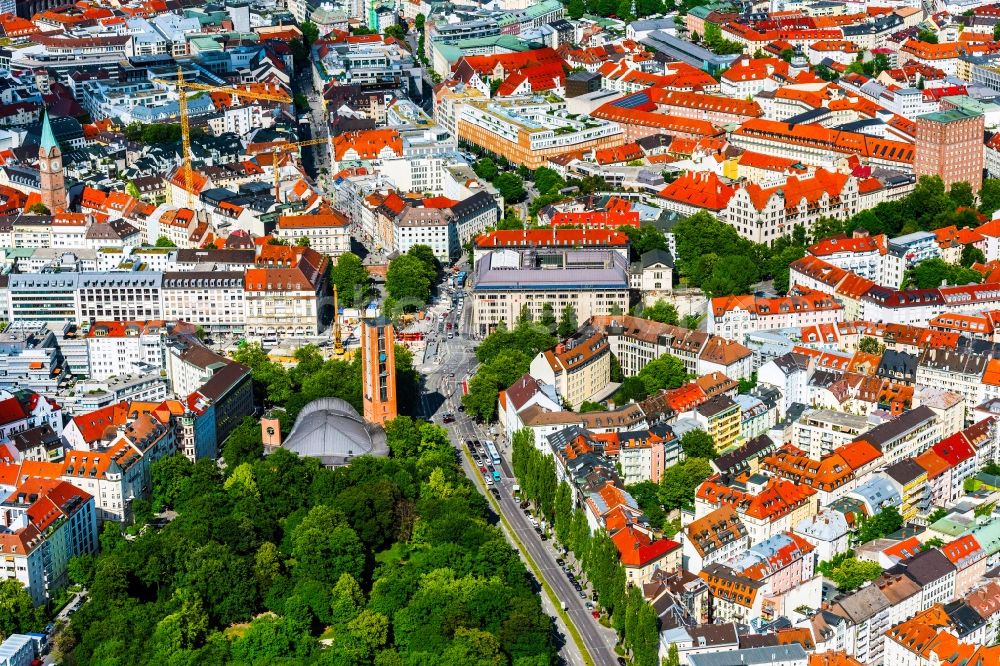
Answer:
[[40, 111, 58, 153]]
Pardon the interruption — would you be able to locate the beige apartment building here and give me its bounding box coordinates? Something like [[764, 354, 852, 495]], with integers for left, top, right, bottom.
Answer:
[[529, 331, 611, 409]]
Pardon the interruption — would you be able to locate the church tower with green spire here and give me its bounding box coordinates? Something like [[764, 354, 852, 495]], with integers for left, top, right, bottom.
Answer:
[[38, 111, 65, 212]]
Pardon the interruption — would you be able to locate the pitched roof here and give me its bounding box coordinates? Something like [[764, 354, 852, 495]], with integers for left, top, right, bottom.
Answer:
[[658, 171, 734, 211], [732, 119, 915, 164], [611, 527, 680, 567]]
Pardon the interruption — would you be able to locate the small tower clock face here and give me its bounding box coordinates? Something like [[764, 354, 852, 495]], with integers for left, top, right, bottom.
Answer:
[[39, 161, 47, 172], [52, 160, 60, 171]]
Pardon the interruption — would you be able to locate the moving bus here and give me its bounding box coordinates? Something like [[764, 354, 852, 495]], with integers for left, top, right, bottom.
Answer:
[[485, 441, 501, 465]]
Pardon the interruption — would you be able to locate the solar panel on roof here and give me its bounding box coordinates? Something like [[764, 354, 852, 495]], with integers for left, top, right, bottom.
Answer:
[[614, 92, 652, 109]]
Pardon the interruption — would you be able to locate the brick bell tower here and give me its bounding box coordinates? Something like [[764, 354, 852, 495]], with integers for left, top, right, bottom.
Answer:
[[38, 111, 66, 212]]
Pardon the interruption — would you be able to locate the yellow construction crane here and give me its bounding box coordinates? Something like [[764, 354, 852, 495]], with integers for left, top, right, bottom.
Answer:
[[263, 137, 330, 199], [153, 67, 292, 207], [333, 284, 344, 357]]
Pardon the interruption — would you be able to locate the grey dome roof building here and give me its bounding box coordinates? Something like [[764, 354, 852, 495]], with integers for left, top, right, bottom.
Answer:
[[281, 397, 389, 467]]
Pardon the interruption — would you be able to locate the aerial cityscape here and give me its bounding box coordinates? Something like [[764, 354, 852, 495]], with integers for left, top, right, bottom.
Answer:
[[4, 0, 1000, 665]]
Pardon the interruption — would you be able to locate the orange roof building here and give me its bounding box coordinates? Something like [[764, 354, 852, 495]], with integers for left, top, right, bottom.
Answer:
[[761, 446, 855, 501], [710, 287, 843, 339], [611, 526, 681, 581], [0, 478, 95, 605], [696, 474, 816, 544], [731, 118, 914, 168], [333, 129, 403, 162], [658, 171, 735, 213]]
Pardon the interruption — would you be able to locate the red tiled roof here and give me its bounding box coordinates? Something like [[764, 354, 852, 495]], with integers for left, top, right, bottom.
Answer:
[[712, 287, 842, 317], [809, 234, 887, 257], [733, 119, 914, 164], [658, 171, 734, 211], [69, 401, 129, 444], [0, 396, 26, 426], [611, 526, 680, 567], [833, 440, 882, 471], [333, 129, 402, 161], [548, 210, 640, 229], [932, 432, 975, 466]]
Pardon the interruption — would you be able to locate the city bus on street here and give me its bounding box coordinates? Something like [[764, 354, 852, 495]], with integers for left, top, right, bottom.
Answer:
[[485, 441, 501, 465]]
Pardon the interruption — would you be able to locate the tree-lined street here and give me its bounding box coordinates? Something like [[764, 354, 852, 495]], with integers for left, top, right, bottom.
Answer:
[[417, 283, 620, 666]]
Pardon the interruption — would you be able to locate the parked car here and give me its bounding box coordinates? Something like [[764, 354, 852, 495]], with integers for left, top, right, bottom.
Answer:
[[592, 610, 601, 619], [479, 466, 487, 473]]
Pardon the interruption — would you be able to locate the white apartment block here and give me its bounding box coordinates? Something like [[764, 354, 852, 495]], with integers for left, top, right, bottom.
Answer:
[[160, 272, 247, 333], [792, 409, 869, 459], [86, 321, 165, 381], [708, 288, 845, 343]]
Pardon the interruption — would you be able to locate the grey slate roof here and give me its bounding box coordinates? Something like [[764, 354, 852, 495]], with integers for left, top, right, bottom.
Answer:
[[641, 247, 674, 269], [830, 583, 891, 624], [688, 644, 807, 666], [884, 458, 927, 486], [898, 548, 956, 587]]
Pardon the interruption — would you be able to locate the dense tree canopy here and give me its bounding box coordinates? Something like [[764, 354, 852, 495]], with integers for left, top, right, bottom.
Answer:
[[557, 304, 578, 338], [961, 244, 987, 268], [640, 300, 679, 325], [232, 343, 418, 427], [463, 321, 557, 421], [329, 253, 371, 308], [817, 552, 884, 591], [0, 580, 45, 638], [658, 458, 712, 512], [406, 244, 440, 284], [618, 225, 670, 262], [857, 506, 903, 544], [386, 254, 433, 307], [857, 336, 885, 355], [625, 481, 666, 529], [902, 258, 982, 289], [474, 157, 498, 182], [637, 355, 689, 395], [680, 430, 716, 459], [494, 172, 525, 203], [63, 418, 557, 666]]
